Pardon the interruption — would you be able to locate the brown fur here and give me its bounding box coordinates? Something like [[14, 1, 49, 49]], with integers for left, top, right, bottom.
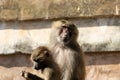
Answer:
[[49, 20, 86, 80], [22, 46, 61, 80]]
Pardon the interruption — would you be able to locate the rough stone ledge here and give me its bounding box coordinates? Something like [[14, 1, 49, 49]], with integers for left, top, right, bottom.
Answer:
[[0, 52, 120, 80], [0, 17, 120, 54], [0, 0, 120, 21]]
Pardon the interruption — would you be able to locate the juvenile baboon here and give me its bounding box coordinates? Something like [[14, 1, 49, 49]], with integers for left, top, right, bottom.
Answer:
[[22, 46, 61, 80], [49, 20, 85, 80]]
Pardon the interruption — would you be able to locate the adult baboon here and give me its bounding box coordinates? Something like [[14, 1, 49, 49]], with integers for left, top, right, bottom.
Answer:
[[49, 20, 85, 80], [22, 46, 61, 80]]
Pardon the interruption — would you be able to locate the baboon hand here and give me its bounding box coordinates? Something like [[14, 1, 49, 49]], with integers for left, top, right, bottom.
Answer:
[[21, 70, 28, 78]]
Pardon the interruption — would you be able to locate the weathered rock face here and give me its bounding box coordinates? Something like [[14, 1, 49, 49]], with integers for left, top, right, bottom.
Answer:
[[0, 66, 26, 80], [86, 52, 120, 80], [0, 17, 120, 54], [0, 0, 120, 20], [0, 52, 120, 80], [0, 0, 120, 54], [0, 53, 32, 67]]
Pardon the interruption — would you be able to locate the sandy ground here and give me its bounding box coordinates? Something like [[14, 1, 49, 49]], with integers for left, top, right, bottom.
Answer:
[[0, 66, 28, 80]]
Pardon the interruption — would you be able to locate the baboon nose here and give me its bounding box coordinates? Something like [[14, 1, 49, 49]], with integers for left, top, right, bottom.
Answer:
[[34, 65, 39, 70]]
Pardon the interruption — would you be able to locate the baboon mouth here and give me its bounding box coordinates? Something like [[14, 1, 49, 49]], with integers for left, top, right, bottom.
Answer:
[[34, 65, 40, 70], [34, 67, 39, 70], [63, 34, 71, 42], [64, 36, 69, 41], [39, 59, 44, 62]]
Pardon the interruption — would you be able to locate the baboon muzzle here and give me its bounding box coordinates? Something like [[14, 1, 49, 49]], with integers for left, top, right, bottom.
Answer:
[[34, 63, 39, 70]]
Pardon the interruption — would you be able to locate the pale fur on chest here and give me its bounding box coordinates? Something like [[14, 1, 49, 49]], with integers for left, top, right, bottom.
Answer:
[[54, 47, 75, 80]]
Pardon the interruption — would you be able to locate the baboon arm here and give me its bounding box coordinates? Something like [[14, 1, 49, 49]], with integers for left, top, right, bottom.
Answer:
[[27, 72, 44, 80], [76, 57, 86, 80], [22, 71, 44, 80], [43, 68, 53, 80], [27, 68, 53, 80]]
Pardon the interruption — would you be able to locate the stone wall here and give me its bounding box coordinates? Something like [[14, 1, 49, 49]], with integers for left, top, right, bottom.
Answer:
[[0, 52, 120, 80], [86, 52, 120, 80], [0, 0, 120, 20], [0, 0, 119, 54], [0, 17, 120, 54]]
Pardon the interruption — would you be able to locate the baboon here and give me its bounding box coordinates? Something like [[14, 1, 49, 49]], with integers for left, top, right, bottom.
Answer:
[[22, 46, 61, 80], [49, 20, 85, 80]]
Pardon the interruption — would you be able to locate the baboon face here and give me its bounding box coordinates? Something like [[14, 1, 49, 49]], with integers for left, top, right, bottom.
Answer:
[[31, 46, 50, 70], [52, 20, 78, 44]]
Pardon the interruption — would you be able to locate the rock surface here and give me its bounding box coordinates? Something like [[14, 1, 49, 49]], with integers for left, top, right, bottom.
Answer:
[[0, 0, 119, 20], [0, 66, 26, 80], [0, 18, 120, 54], [0, 52, 120, 80]]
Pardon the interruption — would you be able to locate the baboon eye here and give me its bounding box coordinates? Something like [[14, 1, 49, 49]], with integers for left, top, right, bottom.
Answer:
[[62, 26, 67, 29], [46, 52, 49, 57], [44, 51, 49, 57], [33, 58, 39, 62]]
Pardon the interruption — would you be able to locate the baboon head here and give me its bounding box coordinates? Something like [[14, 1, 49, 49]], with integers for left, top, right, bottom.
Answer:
[[51, 20, 78, 45], [31, 46, 51, 70]]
